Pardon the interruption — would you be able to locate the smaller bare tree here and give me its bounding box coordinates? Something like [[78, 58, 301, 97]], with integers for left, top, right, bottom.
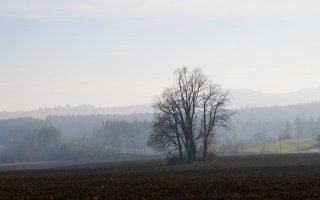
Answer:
[[200, 84, 234, 161]]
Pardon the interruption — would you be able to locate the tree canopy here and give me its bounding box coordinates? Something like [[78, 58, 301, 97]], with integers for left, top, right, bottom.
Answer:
[[148, 67, 233, 162]]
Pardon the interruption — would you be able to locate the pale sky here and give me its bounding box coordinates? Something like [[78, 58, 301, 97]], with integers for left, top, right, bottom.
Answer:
[[1, 0, 320, 111]]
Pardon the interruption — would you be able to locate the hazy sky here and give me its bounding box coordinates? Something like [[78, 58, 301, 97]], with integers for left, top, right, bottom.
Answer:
[[1, 0, 320, 111]]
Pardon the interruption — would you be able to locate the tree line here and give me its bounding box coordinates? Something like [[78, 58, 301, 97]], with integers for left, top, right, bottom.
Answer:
[[214, 114, 320, 148], [0, 117, 51, 144], [3, 126, 61, 163], [2, 103, 320, 147], [1, 120, 152, 164]]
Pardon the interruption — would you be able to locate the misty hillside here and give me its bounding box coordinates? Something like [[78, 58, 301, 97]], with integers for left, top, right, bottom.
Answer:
[[1, 87, 320, 120], [46, 103, 320, 136], [214, 102, 320, 142], [0, 104, 153, 120], [46, 113, 153, 136], [231, 87, 320, 109], [1, 102, 320, 145], [234, 102, 320, 123]]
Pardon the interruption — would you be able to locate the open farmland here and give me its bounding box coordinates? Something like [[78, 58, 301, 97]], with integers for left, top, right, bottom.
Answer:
[[218, 139, 320, 154], [1, 154, 320, 199]]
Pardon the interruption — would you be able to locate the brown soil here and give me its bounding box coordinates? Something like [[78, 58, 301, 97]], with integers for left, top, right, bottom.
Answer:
[[1, 153, 320, 199]]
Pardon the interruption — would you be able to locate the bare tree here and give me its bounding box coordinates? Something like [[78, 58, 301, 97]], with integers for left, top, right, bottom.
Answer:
[[148, 67, 233, 163], [173, 67, 208, 162], [148, 87, 185, 162], [200, 85, 234, 161]]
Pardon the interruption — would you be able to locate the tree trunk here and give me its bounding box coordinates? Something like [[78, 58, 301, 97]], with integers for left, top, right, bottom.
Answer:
[[202, 137, 208, 161], [189, 138, 197, 162], [176, 134, 184, 163]]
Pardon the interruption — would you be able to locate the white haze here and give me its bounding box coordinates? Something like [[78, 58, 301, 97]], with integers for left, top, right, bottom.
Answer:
[[1, 1, 320, 111]]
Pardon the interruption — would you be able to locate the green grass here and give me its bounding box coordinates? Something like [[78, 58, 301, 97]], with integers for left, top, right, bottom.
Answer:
[[241, 139, 320, 154]]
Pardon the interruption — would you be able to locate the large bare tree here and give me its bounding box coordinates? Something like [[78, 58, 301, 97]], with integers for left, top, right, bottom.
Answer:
[[148, 67, 233, 162]]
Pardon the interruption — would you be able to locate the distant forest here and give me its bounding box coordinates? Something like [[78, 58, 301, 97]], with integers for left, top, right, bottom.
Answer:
[[227, 102, 320, 142], [1, 118, 152, 163], [1, 102, 320, 163], [1, 103, 320, 143]]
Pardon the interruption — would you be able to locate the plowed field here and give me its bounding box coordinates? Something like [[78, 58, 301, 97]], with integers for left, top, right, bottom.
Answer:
[[1, 154, 320, 199]]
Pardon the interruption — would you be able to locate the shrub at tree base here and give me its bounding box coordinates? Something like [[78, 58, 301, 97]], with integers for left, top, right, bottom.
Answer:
[[166, 154, 183, 165]]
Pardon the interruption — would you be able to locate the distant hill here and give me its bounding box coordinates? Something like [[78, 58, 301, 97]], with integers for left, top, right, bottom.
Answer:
[[231, 87, 320, 109], [234, 102, 320, 123], [1, 87, 320, 120], [0, 104, 153, 120]]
